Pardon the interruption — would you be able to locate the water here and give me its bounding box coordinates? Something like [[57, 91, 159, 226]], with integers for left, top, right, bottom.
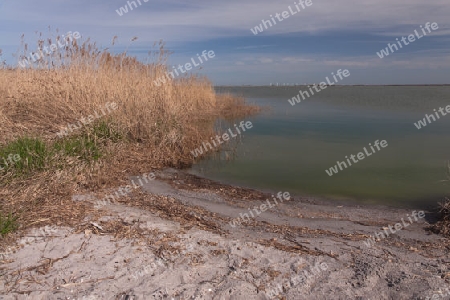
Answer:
[[190, 86, 450, 208]]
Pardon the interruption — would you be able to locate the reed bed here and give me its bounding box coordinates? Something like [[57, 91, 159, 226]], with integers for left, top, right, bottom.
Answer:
[[0, 34, 259, 239]]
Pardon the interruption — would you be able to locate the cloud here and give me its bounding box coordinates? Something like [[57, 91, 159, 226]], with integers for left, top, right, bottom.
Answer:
[[2, 0, 450, 44], [322, 60, 374, 67], [258, 57, 273, 64], [0, 0, 449, 84], [281, 57, 313, 63], [234, 45, 275, 50]]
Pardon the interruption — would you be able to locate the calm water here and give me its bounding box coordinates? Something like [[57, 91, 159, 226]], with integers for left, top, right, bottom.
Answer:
[[190, 86, 450, 208]]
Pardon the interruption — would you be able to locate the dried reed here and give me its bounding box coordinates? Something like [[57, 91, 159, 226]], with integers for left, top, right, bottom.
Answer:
[[0, 33, 260, 240]]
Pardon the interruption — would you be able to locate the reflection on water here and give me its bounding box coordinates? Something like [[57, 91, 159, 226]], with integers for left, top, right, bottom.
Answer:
[[190, 86, 450, 208]]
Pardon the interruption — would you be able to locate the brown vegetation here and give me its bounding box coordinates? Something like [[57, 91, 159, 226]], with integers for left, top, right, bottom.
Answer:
[[429, 198, 450, 237], [428, 163, 450, 237], [0, 34, 260, 242]]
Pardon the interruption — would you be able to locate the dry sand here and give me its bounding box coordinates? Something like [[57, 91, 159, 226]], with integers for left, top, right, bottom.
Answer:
[[1, 168, 449, 300]]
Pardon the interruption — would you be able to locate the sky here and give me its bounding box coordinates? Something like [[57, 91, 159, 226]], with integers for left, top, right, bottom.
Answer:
[[0, 0, 449, 85]]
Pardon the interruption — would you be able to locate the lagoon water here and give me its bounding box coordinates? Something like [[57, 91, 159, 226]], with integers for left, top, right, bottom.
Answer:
[[190, 86, 450, 208]]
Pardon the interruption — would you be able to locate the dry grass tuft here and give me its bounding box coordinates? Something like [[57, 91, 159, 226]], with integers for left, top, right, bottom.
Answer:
[[433, 198, 450, 237], [216, 94, 261, 121]]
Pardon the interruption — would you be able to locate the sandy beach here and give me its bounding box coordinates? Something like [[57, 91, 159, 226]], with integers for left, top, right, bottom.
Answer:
[[1, 1, 450, 299], [1, 169, 449, 300]]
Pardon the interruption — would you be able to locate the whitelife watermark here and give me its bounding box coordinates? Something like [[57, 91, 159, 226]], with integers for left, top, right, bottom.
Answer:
[[0, 153, 21, 172], [153, 50, 215, 86], [250, 0, 313, 35], [325, 140, 388, 177], [266, 259, 328, 298], [56, 102, 118, 138], [363, 210, 426, 248], [115, 0, 149, 16], [130, 258, 166, 280], [18, 31, 82, 68], [288, 69, 350, 106], [94, 172, 156, 208], [229, 191, 291, 227], [190, 120, 253, 158], [376, 22, 439, 59], [0, 226, 58, 260], [414, 105, 450, 129]]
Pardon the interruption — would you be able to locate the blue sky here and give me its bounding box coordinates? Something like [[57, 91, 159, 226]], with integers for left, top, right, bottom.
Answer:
[[0, 0, 449, 85]]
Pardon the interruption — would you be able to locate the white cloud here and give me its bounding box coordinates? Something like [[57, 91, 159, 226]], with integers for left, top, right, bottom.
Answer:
[[282, 57, 313, 63], [258, 57, 273, 64], [234, 45, 275, 50]]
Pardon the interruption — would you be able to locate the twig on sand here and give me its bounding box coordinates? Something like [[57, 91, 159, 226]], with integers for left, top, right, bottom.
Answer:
[[56, 275, 115, 289]]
